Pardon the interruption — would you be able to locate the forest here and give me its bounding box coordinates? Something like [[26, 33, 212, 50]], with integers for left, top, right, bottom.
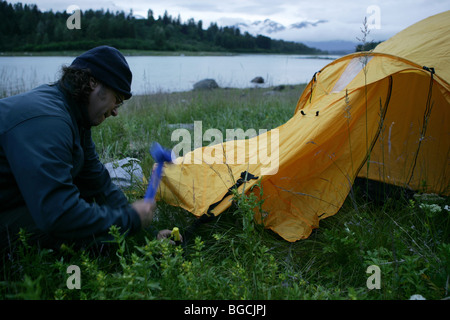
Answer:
[[0, 1, 325, 54]]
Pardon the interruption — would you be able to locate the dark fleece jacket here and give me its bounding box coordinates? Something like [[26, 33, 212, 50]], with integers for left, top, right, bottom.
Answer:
[[0, 83, 141, 241]]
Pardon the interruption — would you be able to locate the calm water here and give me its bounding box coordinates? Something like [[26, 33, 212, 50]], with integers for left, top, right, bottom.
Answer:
[[0, 54, 338, 95]]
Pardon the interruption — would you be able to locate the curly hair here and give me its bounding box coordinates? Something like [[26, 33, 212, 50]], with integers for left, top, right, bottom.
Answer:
[[59, 66, 93, 105]]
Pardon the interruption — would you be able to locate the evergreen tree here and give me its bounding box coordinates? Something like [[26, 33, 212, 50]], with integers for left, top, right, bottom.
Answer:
[[0, 0, 324, 54]]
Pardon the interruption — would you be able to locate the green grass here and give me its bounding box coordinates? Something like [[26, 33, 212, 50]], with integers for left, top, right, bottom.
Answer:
[[1, 85, 449, 300]]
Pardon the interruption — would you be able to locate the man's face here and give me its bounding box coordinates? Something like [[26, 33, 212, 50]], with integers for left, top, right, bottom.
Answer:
[[87, 78, 124, 126]]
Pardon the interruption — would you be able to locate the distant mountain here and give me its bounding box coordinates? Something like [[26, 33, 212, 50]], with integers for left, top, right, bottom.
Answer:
[[234, 19, 286, 35], [229, 18, 360, 54], [290, 20, 328, 29], [233, 18, 329, 36]]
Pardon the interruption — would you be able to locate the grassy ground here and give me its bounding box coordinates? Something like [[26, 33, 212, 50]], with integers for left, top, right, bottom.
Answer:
[[1, 85, 449, 300]]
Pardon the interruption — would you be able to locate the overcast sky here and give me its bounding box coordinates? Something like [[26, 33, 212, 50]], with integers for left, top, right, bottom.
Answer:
[[13, 0, 449, 42]]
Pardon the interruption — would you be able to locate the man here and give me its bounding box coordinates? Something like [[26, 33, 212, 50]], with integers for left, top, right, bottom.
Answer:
[[0, 46, 160, 250]]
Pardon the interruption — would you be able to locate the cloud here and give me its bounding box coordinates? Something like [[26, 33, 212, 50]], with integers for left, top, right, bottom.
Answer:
[[173, 2, 220, 13]]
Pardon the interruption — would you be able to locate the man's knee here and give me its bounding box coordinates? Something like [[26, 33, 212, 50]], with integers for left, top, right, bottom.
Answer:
[[0, 206, 46, 249]]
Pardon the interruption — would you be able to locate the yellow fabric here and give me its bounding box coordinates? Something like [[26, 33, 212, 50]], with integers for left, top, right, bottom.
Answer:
[[373, 11, 450, 84], [158, 11, 450, 242]]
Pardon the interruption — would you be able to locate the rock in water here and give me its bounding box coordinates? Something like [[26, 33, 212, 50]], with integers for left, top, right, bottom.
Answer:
[[251, 76, 264, 84]]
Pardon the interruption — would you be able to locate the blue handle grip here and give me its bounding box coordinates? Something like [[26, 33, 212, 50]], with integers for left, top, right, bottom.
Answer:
[[144, 162, 163, 201], [144, 143, 173, 202]]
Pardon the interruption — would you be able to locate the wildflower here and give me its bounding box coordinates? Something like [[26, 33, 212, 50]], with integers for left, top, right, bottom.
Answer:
[[414, 193, 444, 204], [419, 203, 442, 214]]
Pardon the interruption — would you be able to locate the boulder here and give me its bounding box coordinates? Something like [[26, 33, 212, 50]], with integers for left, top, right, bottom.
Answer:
[[193, 79, 219, 90], [251, 76, 264, 84], [105, 157, 144, 189]]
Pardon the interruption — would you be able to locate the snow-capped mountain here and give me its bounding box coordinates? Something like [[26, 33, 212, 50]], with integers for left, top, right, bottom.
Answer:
[[229, 18, 357, 53], [233, 19, 285, 35], [290, 20, 328, 29], [232, 18, 328, 36]]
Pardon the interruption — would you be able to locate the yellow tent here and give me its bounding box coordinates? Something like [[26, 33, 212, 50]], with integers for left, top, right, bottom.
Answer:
[[158, 11, 450, 242]]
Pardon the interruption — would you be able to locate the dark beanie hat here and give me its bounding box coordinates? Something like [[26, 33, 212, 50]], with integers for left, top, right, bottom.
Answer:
[[70, 46, 133, 99]]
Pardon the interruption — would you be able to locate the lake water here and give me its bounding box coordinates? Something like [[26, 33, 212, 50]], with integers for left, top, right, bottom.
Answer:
[[0, 54, 339, 96]]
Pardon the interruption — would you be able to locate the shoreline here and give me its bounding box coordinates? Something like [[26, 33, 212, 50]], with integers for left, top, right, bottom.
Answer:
[[0, 50, 333, 57]]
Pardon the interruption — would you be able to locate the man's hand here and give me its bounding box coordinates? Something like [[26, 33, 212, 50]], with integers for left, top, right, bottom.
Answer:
[[132, 200, 155, 229], [157, 229, 183, 245]]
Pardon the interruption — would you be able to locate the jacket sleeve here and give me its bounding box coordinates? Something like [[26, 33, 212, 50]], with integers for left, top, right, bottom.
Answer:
[[74, 128, 129, 208], [2, 116, 142, 240]]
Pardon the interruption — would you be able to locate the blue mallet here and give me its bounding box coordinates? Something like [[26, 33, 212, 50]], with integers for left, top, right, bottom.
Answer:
[[144, 142, 174, 202]]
